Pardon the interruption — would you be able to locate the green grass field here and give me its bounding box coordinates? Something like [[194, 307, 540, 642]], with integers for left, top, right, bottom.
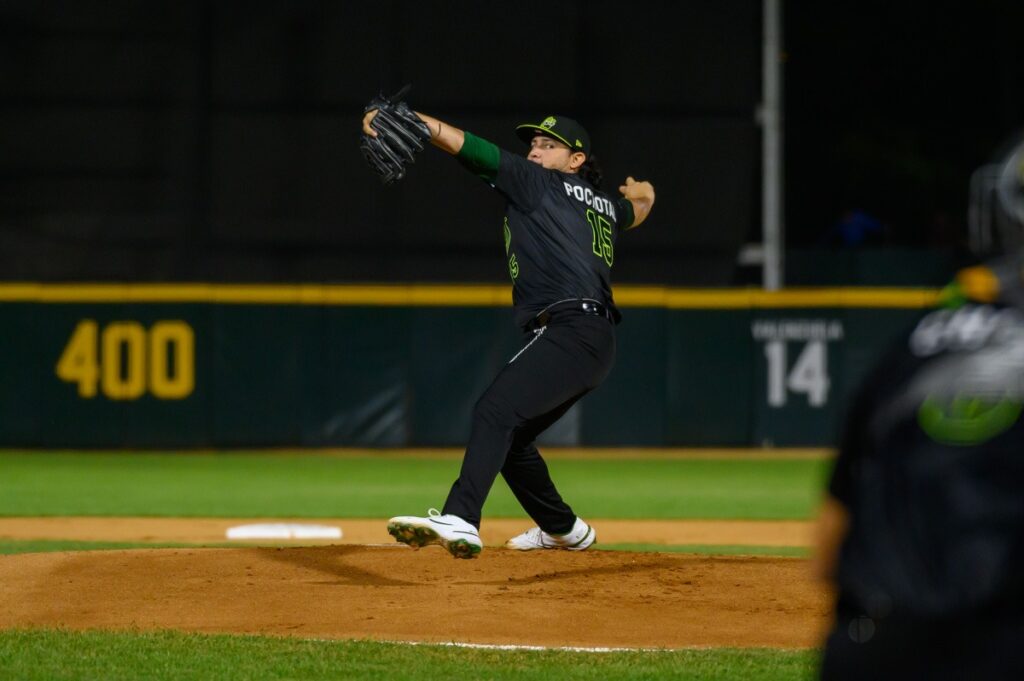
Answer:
[[0, 451, 828, 519], [0, 450, 829, 680], [0, 630, 818, 681]]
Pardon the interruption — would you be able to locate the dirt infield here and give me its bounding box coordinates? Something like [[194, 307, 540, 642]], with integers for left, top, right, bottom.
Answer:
[[0, 517, 831, 649], [0, 517, 814, 547], [0, 545, 831, 649]]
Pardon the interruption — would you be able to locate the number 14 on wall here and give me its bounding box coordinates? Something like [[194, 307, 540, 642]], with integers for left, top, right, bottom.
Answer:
[[752, 319, 841, 409], [764, 340, 830, 408]]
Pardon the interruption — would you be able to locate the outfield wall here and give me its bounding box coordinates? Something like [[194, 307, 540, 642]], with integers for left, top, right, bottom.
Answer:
[[0, 284, 939, 448]]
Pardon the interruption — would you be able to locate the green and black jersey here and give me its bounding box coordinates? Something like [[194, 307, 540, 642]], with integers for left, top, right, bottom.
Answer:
[[459, 131, 634, 329], [828, 273, 1024, 619]]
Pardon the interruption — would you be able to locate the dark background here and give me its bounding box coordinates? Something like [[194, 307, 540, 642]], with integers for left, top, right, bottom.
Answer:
[[2, 1, 1022, 285], [786, 1, 1024, 252]]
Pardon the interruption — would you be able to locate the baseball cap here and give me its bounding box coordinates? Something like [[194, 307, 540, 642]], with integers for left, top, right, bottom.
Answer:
[[516, 115, 591, 156]]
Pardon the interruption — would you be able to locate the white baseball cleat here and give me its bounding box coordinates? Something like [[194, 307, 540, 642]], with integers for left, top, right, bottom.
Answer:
[[505, 517, 596, 551], [387, 508, 482, 559]]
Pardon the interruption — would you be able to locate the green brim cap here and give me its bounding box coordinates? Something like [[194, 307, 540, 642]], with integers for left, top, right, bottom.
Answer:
[[516, 115, 590, 156]]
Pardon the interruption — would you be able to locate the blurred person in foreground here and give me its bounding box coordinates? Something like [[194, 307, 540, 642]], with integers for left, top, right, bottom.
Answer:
[[814, 136, 1024, 680]]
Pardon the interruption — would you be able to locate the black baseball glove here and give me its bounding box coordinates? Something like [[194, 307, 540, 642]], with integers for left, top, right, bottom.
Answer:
[[360, 85, 432, 184]]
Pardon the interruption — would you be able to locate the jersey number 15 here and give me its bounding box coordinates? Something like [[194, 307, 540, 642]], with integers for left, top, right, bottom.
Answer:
[[587, 209, 614, 267]]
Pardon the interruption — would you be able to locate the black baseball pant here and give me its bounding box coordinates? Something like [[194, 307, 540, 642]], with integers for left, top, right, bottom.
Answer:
[[442, 308, 615, 533]]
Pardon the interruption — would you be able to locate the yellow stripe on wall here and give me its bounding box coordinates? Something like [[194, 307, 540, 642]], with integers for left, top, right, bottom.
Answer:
[[0, 283, 942, 308], [0, 283, 509, 306]]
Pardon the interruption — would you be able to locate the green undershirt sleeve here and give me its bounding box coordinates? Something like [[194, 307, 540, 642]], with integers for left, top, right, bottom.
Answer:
[[457, 131, 500, 183]]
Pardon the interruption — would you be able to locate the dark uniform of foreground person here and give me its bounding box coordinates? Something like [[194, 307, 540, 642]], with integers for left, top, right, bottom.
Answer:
[[814, 139, 1024, 679], [361, 96, 655, 558]]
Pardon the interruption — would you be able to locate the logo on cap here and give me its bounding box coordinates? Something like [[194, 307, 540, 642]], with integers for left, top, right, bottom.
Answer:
[[575, 139, 583, 148], [541, 116, 557, 129]]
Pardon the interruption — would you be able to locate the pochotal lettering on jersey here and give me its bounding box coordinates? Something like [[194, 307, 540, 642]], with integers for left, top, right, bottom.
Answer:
[[563, 181, 617, 222]]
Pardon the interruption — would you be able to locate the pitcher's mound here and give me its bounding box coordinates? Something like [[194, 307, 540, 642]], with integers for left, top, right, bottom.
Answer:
[[0, 545, 831, 649]]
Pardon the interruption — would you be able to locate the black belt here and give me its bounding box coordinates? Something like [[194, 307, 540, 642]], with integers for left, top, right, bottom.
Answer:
[[528, 299, 613, 330]]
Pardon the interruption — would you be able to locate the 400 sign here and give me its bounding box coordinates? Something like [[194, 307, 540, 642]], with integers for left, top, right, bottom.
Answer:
[[751, 319, 844, 408], [56, 320, 195, 401]]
